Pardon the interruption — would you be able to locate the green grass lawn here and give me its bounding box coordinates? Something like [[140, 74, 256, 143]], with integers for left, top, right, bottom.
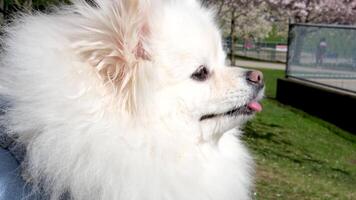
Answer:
[[242, 68, 356, 200]]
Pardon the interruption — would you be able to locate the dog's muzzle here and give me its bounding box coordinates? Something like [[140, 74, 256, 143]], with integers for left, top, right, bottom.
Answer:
[[200, 70, 264, 121]]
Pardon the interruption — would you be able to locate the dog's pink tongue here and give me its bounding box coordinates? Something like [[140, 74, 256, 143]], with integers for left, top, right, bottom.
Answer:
[[248, 101, 262, 112]]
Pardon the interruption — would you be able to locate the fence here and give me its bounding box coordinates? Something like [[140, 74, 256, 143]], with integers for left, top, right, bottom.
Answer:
[[286, 23, 356, 93], [224, 39, 287, 63]]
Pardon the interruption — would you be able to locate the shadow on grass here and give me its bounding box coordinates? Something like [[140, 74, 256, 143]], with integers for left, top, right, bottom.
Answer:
[[243, 119, 355, 184], [244, 121, 292, 146]]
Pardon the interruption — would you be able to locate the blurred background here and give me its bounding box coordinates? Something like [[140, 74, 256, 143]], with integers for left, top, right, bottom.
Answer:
[[1, 0, 356, 67]]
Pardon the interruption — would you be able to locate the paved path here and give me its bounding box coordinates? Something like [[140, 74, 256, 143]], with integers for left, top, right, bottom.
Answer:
[[232, 59, 286, 70]]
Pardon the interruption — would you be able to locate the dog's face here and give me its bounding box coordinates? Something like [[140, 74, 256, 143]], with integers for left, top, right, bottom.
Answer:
[[74, 0, 264, 142], [140, 2, 264, 141]]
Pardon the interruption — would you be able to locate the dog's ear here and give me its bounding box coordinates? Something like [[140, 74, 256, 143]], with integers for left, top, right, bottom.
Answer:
[[71, 0, 155, 114]]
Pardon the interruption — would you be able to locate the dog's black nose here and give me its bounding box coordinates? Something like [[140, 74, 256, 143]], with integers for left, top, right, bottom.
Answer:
[[246, 70, 264, 88]]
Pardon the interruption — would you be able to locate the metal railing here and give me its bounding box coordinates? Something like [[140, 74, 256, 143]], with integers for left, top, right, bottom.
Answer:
[[224, 40, 287, 63]]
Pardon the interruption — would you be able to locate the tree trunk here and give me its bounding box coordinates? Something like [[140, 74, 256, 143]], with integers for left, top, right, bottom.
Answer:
[[230, 13, 235, 66], [0, 0, 4, 25], [28, 0, 33, 11]]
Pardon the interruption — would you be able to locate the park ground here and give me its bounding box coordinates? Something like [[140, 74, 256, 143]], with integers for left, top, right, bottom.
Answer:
[[239, 67, 356, 200]]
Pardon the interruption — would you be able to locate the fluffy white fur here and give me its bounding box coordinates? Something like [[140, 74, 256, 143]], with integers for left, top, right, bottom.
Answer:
[[0, 0, 263, 199]]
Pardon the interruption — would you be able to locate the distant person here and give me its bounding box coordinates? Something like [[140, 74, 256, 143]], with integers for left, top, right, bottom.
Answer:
[[316, 38, 327, 66], [243, 35, 254, 50]]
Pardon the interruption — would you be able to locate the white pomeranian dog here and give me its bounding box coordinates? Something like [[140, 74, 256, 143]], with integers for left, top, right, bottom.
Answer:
[[0, 0, 264, 199]]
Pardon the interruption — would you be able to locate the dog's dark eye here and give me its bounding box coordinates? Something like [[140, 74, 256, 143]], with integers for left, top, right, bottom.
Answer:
[[191, 65, 210, 81]]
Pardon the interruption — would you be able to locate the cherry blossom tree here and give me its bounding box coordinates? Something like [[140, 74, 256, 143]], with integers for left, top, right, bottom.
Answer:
[[202, 0, 271, 65], [203, 0, 356, 64], [266, 0, 356, 24]]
